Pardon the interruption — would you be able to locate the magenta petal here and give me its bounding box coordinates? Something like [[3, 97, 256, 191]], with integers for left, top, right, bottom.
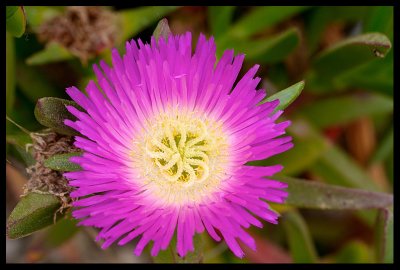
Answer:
[[63, 32, 292, 259]]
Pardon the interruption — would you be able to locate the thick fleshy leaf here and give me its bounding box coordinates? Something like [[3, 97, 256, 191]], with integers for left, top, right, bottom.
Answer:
[[225, 27, 300, 63], [375, 207, 393, 263], [26, 42, 74, 65], [308, 33, 392, 91], [208, 6, 235, 39], [153, 18, 172, 41], [261, 80, 304, 111], [278, 176, 393, 210], [119, 6, 179, 42], [299, 93, 393, 129], [34, 97, 82, 136], [283, 211, 318, 263], [6, 6, 26, 37], [6, 32, 15, 115], [7, 193, 62, 239], [44, 152, 82, 172]]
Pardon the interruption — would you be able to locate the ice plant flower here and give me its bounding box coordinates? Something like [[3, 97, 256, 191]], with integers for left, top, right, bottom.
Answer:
[[64, 32, 293, 258]]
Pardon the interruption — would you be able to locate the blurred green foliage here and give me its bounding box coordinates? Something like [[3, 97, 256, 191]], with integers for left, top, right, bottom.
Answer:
[[6, 6, 393, 263]]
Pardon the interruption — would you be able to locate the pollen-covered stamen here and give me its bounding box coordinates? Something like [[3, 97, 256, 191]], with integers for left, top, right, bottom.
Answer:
[[131, 107, 230, 204], [145, 117, 211, 186]]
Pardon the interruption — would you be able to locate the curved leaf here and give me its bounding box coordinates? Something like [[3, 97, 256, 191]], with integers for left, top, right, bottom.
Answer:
[[308, 33, 392, 91], [34, 97, 82, 136], [44, 152, 82, 172], [261, 80, 304, 111], [7, 193, 62, 239], [6, 6, 26, 37]]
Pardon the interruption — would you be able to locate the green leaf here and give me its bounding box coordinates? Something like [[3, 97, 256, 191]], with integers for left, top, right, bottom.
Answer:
[[208, 6, 235, 39], [45, 216, 79, 247], [23, 6, 63, 31], [308, 33, 392, 90], [34, 97, 82, 136], [224, 27, 300, 63], [6, 6, 26, 37], [375, 207, 393, 263], [282, 210, 317, 263], [224, 6, 308, 40], [277, 176, 393, 210], [26, 42, 74, 65], [153, 18, 172, 41], [370, 126, 393, 164], [6, 32, 15, 115], [7, 193, 62, 239], [119, 6, 179, 42], [44, 152, 83, 172], [311, 146, 381, 191], [261, 80, 304, 111], [299, 93, 393, 129], [16, 60, 60, 102], [333, 51, 393, 95], [248, 118, 328, 176], [364, 6, 393, 39], [334, 241, 372, 263]]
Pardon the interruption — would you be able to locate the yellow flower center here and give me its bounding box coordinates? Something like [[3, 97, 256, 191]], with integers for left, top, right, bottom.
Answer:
[[130, 107, 230, 205]]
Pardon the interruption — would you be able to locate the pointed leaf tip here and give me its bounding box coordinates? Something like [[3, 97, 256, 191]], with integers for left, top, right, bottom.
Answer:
[[260, 80, 305, 111], [7, 193, 63, 239], [153, 18, 172, 42], [44, 152, 83, 171], [6, 6, 26, 37], [34, 97, 82, 136]]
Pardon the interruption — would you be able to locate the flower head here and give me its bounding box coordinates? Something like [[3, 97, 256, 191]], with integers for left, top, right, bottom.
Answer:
[[64, 32, 293, 258]]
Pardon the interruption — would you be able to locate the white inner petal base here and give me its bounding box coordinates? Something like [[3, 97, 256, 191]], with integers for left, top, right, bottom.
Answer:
[[130, 107, 231, 205]]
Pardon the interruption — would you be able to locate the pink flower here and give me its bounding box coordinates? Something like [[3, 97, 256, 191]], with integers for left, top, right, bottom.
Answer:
[[64, 32, 293, 258]]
